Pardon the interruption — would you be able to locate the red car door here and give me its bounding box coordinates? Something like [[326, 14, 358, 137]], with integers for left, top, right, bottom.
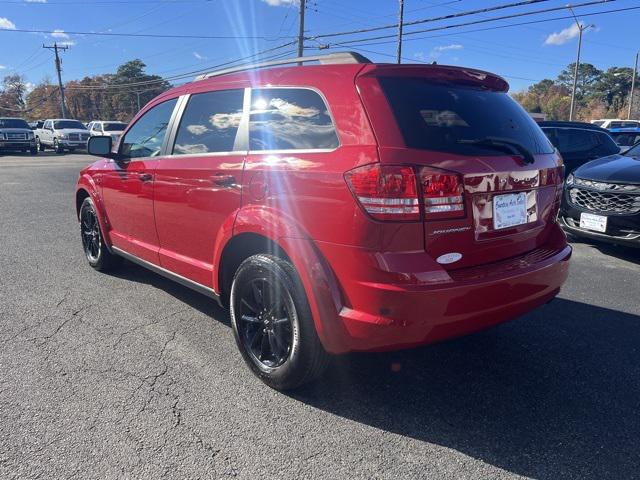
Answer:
[[101, 97, 179, 264], [153, 89, 246, 287]]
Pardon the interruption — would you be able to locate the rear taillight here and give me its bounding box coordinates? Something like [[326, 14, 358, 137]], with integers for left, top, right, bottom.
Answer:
[[345, 164, 420, 221], [345, 164, 466, 222], [420, 168, 465, 219]]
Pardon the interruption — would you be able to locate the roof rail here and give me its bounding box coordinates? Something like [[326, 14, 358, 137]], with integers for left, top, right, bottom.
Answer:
[[194, 51, 371, 81]]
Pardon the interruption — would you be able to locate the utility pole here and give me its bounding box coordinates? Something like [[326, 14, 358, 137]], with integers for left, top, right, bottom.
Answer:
[[567, 7, 594, 121], [135, 91, 141, 112], [297, 0, 306, 58], [628, 50, 639, 120], [43, 42, 69, 118], [396, 0, 405, 64]]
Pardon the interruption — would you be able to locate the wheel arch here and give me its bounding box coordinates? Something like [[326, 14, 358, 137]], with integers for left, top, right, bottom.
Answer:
[[75, 177, 113, 251]]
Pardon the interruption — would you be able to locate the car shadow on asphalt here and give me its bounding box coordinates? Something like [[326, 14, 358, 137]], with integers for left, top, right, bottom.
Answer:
[[568, 235, 640, 265], [109, 259, 230, 325], [108, 261, 639, 478], [291, 298, 640, 479]]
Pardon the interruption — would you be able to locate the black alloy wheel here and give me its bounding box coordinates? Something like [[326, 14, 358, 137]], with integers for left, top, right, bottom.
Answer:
[[237, 277, 294, 369], [230, 255, 329, 390], [79, 197, 121, 271], [81, 201, 101, 264]]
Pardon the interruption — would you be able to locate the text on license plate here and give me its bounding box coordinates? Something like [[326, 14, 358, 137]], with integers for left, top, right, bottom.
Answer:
[[493, 192, 528, 230], [580, 212, 607, 233]]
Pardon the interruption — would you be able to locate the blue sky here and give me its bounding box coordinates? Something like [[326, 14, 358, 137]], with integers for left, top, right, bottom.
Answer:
[[0, 0, 638, 93]]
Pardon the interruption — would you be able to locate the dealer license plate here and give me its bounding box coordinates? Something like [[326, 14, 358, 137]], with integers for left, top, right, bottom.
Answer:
[[493, 192, 528, 230], [580, 212, 607, 233]]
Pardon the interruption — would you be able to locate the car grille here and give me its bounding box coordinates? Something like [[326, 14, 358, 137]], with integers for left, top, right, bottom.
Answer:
[[67, 133, 90, 141], [6, 133, 27, 140], [568, 183, 640, 214]]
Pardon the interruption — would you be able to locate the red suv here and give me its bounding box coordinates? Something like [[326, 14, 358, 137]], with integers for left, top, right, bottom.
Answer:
[[77, 53, 571, 390]]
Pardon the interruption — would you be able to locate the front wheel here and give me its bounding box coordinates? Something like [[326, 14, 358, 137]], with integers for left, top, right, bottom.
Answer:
[[230, 254, 330, 390], [79, 197, 121, 271], [54, 139, 64, 154], [30, 147, 38, 155], [36, 137, 45, 151]]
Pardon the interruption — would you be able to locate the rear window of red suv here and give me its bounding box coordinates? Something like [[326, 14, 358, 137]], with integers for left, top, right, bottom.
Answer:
[[379, 77, 554, 156]]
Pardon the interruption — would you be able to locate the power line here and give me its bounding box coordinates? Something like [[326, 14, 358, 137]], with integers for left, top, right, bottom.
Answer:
[[0, 28, 295, 41], [326, 3, 636, 48], [310, 0, 556, 40]]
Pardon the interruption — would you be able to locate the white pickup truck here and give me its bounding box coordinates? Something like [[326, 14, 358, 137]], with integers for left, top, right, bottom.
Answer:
[[35, 119, 91, 154]]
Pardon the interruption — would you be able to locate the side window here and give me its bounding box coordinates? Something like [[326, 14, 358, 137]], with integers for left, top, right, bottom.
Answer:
[[593, 132, 621, 156], [172, 89, 244, 155], [120, 98, 177, 159], [555, 129, 597, 154], [610, 122, 623, 129], [249, 88, 339, 151], [44, 120, 51, 129]]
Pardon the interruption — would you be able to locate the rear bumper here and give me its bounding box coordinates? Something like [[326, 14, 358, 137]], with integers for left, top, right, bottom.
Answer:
[[312, 227, 571, 353]]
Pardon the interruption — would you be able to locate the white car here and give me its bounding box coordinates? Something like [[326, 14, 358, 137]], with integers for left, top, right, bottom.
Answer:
[[591, 119, 640, 129], [87, 120, 127, 147], [35, 119, 90, 153]]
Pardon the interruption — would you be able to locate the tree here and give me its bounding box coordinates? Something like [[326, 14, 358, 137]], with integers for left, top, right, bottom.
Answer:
[[592, 67, 634, 117], [557, 62, 602, 100], [0, 74, 28, 116], [26, 82, 61, 119]]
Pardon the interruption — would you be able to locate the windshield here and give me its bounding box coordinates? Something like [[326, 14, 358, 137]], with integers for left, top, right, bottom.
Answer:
[[380, 78, 554, 156], [53, 120, 86, 130], [625, 142, 640, 157], [592, 121, 605, 127], [0, 118, 30, 129], [104, 122, 126, 131]]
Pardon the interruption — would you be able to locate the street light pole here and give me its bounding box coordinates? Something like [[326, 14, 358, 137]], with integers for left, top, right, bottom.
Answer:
[[568, 7, 594, 121], [628, 50, 639, 120]]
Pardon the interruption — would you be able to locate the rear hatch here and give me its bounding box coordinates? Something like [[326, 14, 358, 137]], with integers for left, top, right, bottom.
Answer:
[[356, 65, 563, 270]]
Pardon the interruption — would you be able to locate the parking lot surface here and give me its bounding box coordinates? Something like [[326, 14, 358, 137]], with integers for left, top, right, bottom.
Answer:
[[0, 153, 639, 479]]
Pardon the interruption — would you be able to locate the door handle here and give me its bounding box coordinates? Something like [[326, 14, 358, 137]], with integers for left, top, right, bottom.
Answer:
[[138, 172, 153, 182], [212, 174, 237, 187]]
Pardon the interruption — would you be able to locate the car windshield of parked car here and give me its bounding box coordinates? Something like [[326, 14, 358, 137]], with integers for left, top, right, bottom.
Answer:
[[53, 120, 86, 130], [0, 119, 30, 129], [380, 78, 555, 156], [103, 122, 126, 131], [625, 142, 640, 157]]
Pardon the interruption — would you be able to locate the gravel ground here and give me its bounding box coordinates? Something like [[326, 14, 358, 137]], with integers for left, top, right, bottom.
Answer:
[[0, 153, 638, 479]]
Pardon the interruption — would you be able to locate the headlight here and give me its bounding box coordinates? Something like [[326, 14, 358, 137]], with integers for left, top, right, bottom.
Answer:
[[27, 132, 34, 139], [566, 173, 574, 186], [0, 133, 5, 140], [58, 133, 67, 139]]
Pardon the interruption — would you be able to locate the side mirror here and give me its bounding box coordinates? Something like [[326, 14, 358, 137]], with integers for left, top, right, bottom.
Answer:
[[88, 135, 117, 159]]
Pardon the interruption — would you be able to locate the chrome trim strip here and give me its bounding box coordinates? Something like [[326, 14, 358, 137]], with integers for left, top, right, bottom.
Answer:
[[112, 246, 221, 304]]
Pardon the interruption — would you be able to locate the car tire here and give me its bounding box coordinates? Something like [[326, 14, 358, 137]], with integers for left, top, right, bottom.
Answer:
[[79, 197, 122, 272], [36, 137, 45, 151], [54, 139, 64, 154], [30, 147, 38, 155], [230, 254, 330, 390]]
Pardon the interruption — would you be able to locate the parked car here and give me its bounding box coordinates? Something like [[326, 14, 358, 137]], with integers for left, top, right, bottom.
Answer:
[[29, 120, 43, 131], [591, 119, 640, 129], [0, 117, 37, 154], [608, 127, 640, 152], [35, 119, 91, 153], [76, 53, 571, 389], [560, 141, 640, 247], [87, 120, 127, 146], [540, 121, 621, 174]]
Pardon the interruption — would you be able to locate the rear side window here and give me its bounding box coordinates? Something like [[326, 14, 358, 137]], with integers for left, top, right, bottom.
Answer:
[[553, 129, 619, 156], [379, 78, 554, 155], [173, 89, 244, 155], [249, 88, 339, 151]]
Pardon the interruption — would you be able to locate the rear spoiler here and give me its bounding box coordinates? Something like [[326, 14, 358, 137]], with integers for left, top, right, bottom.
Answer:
[[357, 64, 509, 92]]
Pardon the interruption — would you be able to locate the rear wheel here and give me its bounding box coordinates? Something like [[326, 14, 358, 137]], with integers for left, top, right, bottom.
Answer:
[[230, 254, 329, 390], [79, 197, 121, 271]]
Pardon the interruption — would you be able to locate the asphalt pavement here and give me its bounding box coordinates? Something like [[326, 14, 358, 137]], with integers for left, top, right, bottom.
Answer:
[[0, 152, 639, 479]]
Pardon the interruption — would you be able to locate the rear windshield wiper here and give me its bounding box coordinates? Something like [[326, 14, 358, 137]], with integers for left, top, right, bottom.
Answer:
[[457, 136, 535, 165]]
